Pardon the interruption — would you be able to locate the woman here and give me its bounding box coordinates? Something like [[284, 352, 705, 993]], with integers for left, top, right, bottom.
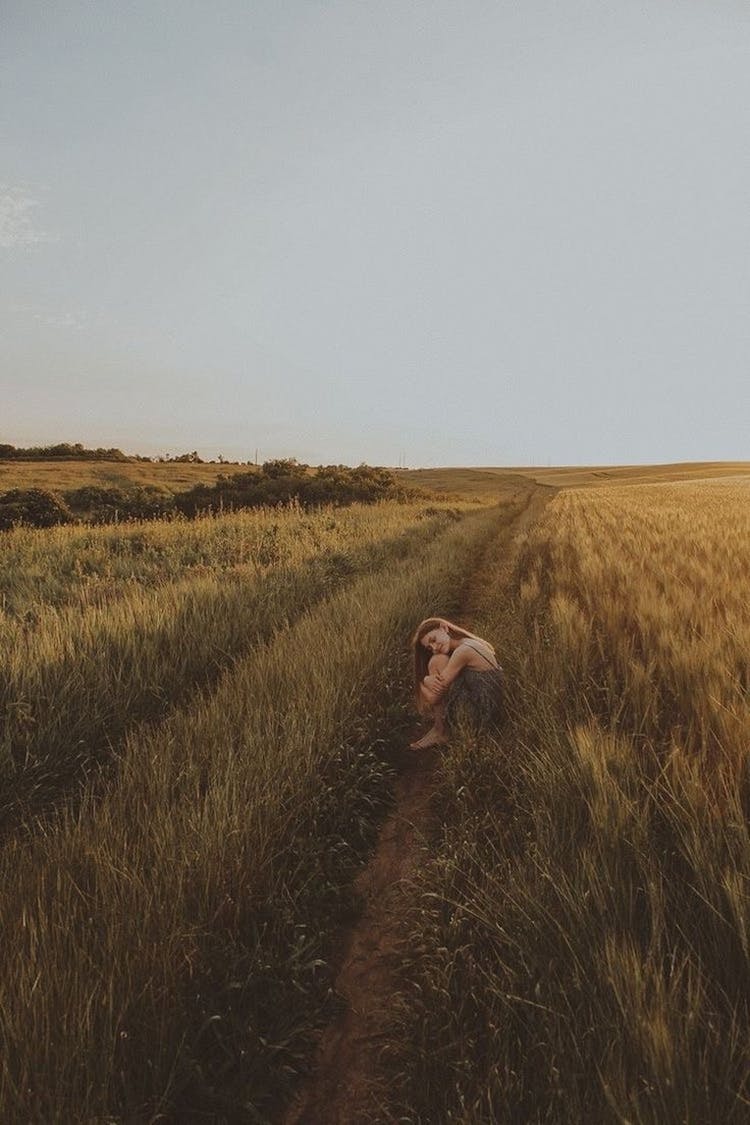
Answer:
[[410, 617, 504, 749]]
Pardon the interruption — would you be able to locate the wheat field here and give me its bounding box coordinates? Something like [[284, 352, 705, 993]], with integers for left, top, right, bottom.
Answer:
[[518, 478, 750, 760], [1, 471, 749, 1122], [386, 474, 750, 1124]]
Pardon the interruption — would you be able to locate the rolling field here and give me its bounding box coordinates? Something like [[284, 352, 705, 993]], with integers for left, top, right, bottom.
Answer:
[[397, 460, 750, 495], [0, 465, 748, 1122], [5, 455, 746, 502], [0, 459, 257, 495]]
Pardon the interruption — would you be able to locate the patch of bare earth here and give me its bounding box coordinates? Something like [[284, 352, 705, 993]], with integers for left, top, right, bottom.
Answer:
[[282, 749, 440, 1124]]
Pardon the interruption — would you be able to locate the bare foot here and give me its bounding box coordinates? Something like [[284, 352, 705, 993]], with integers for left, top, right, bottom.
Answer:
[[409, 727, 448, 750]]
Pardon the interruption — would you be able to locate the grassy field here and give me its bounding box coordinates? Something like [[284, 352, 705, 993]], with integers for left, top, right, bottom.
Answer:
[[0, 488, 533, 1122], [383, 473, 750, 1123], [1, 464, 749, 1122], [0, 501, 480, 834], [397, 460, 750, 494], [4, 455, 747, 501], [0, 458, 256, 495], [491, 459, 750, 488]]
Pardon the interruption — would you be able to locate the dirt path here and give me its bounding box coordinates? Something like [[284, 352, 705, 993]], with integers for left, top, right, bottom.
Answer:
[[282, 748, 440, 1124], [282, 487, 549, 1124]]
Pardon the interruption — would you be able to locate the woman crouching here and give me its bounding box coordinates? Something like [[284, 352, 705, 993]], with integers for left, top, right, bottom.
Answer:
[[410, 617, 504, 749]]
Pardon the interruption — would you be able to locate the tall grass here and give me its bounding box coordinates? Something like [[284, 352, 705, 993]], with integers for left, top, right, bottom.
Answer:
[[0, 503, 504, 1123], [516, 481, 750, 760], [0, 500, 464, 615], [383, 479, 750, 1123], [0, 502, 464, 830]]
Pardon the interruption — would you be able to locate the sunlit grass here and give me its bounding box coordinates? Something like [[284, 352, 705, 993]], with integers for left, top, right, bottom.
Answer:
[[0, 499, 442, 614], [517, 480, 750, 762], [385, 479, 750, 1123], [0, 502, 466, 831], [5, 474, 746, 1122], [0, 457, 255, 494], [0, 500, 512, 1122]]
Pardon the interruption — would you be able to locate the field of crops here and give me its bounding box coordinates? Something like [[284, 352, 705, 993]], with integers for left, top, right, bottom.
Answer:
[[0, 489, 534, 1122], [387, 475, 750, 1123], [2, 470, 748, 1123]]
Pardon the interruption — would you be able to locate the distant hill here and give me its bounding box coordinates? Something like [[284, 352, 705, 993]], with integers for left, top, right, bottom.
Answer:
[[2, 454, 747, 503], [396, 462, 750, 495]]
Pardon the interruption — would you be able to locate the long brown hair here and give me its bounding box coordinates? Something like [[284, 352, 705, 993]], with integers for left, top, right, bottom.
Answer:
[[410, 617, 493, 709]]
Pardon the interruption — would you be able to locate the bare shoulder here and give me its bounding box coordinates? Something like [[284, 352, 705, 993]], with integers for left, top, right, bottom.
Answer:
[[458, 638, 498, 669], [447, 643, 472, 667]]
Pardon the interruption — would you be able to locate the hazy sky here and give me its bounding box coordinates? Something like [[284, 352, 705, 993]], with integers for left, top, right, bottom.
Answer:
[[2, 1, 749, 466]]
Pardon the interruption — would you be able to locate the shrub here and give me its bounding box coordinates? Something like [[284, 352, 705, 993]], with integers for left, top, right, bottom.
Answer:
[[260, 458, 307, 479], [0, 488, 75, 530], [64, 486, 175, 524], [174, 462, 412, 516]]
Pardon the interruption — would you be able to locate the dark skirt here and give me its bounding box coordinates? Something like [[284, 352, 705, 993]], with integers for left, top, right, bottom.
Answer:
[[444, 667, 505, 730]]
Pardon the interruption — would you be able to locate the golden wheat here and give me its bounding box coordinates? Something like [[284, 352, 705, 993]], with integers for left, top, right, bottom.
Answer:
[[385, 477, 750, 1124], [518, 480, 750, 762]]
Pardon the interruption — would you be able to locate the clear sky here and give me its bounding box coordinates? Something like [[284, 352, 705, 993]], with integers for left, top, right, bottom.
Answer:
[[2, 1, 749, 467]]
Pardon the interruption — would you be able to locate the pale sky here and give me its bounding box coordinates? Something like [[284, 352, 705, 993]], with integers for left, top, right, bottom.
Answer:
[[2, 1, 749, 466]]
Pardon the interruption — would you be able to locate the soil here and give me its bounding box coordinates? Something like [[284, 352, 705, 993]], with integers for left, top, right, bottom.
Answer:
[[282, 747, 440, 1124]]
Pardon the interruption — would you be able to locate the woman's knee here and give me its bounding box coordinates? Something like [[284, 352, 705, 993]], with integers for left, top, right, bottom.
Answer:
[[428, 653, 449, 675]]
